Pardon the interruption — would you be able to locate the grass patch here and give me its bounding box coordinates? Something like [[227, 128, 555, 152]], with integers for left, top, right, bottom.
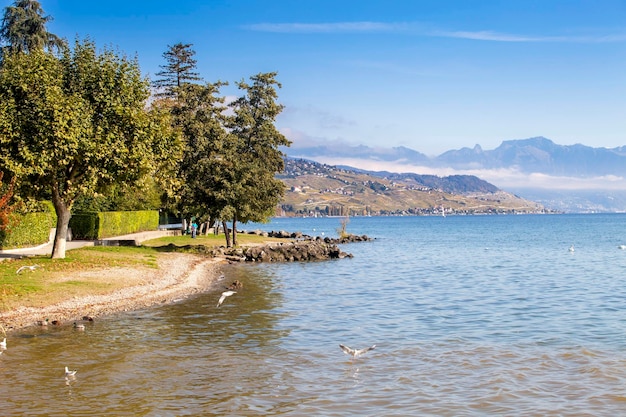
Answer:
[[0, 245, 162, 311], [142, 232, 284, 248]]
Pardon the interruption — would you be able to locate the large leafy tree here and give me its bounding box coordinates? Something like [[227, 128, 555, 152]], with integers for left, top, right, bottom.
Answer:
[[0, 0, 64, 56], [0, 40, 182, 258], [153, 43, 201, 99], [224, 72, 291, 246]]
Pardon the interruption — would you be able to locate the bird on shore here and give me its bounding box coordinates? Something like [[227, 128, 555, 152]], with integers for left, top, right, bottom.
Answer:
[[0, 338, 6, 349], [226, 280, 243, 290], [16, 265, 40, 274], [217, 290, 236, 307], [73, 322, 85, 331], [64, 366, 77, 377], [339, 344, 376, 359]]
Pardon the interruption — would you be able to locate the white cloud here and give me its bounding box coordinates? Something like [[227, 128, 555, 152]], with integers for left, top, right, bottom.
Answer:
[[434, 30, 626, 43], [245, 21, 626, 43]]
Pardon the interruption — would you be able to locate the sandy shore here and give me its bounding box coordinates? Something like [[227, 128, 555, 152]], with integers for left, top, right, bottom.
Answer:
[[0, 253, 227, 332]]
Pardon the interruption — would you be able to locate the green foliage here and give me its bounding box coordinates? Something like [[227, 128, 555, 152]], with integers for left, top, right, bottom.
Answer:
[[0, 39, 182, 258], [73, 178, 164, 212], [0, 0, 65, 56], [98, 210, 159, 238], [169, 81, 229, 222], [68, 212, 98, 240], [152, 43, 202, 99], [225, 72, 292, 242], [0, 204, 55, 248], [69, 210, 159, 240]]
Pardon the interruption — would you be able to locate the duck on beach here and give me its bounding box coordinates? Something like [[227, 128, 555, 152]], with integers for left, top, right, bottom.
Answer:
[[226, 280, 243, 290]]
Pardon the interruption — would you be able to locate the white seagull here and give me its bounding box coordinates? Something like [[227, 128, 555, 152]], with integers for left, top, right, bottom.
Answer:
[[16, 265, 40, 274], [0, 338, 6, 349], [568, 245, 575, 252], [339, 344, 376, 359], [64, 366, 77, 377], [217, 290, 236, 307]]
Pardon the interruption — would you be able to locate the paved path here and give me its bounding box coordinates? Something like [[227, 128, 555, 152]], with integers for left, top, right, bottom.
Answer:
[[0, 230, 179, 259]]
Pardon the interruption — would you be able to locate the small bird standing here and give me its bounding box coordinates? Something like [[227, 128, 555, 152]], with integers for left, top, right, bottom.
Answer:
[[217, 290, 236, 307], [339, 344, 376, 359], [73, 322, 85, 331], [64, 366, 77, 377], [0, 338, 6, 349]]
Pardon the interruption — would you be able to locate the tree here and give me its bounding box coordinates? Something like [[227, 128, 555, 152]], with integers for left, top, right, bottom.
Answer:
[[152, 43, 201, 99], [0, 0, 64, 56], [224, 72, 291, 246], [0, 171, 15, 231], [166, 81, 231, 230], [0, 40, 182, 258]]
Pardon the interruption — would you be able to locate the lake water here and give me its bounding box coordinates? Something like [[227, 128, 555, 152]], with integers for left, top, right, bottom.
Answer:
[[2, 214, 626, 416]]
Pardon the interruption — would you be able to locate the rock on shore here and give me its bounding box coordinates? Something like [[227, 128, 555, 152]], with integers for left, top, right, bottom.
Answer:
[[221, 240, 353, 262]]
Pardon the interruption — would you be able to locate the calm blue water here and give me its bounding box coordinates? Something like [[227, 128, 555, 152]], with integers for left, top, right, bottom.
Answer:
[[2, 214, 626, 416]]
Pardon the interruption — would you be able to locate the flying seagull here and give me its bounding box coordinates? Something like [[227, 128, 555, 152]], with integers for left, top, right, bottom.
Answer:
[[217, 291, 236, 307], [16, 265, 40, 274], [339, 344, 376, 358], [64, 366, 77, 377]]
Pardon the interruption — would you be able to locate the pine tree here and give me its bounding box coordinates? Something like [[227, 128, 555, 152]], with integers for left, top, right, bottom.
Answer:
[[153, 43, 202, 99], [0, 0, 64, 56]]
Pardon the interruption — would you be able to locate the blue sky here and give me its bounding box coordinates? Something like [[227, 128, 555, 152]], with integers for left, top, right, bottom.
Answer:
[[4, 0, 626, 156]]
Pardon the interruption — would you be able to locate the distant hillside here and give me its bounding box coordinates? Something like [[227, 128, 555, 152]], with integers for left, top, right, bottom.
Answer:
[[286, 136, 626, 212], [276, 158, 546, 216]]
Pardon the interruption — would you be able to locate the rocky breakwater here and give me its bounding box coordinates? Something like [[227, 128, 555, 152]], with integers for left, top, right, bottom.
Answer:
[[217, 231, 373, 263]]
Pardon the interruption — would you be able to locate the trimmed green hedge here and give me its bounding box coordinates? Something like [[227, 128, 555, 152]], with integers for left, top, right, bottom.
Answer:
[[69, 212, 100, 240], [0, 209, 56, 249], [70, 210, 159, 240]]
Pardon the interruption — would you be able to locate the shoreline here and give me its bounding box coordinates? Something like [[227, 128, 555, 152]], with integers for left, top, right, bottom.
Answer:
[[0, 252, 227, 332]]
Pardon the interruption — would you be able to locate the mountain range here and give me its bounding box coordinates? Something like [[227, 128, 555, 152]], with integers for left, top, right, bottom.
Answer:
[[285, 137, 626, 212]]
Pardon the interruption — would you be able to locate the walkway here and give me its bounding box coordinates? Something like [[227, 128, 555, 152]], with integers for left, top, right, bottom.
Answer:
[[0, 230, 179, 259]]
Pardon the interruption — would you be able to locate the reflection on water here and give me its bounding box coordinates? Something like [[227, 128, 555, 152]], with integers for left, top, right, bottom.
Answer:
[[2, 215, 626, 415]]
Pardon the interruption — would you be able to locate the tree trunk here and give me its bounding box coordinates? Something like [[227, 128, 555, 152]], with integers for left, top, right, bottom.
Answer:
[[232, 212, 238, 247], [223, 220, 231, 247], [50, 186, 71, 259]]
